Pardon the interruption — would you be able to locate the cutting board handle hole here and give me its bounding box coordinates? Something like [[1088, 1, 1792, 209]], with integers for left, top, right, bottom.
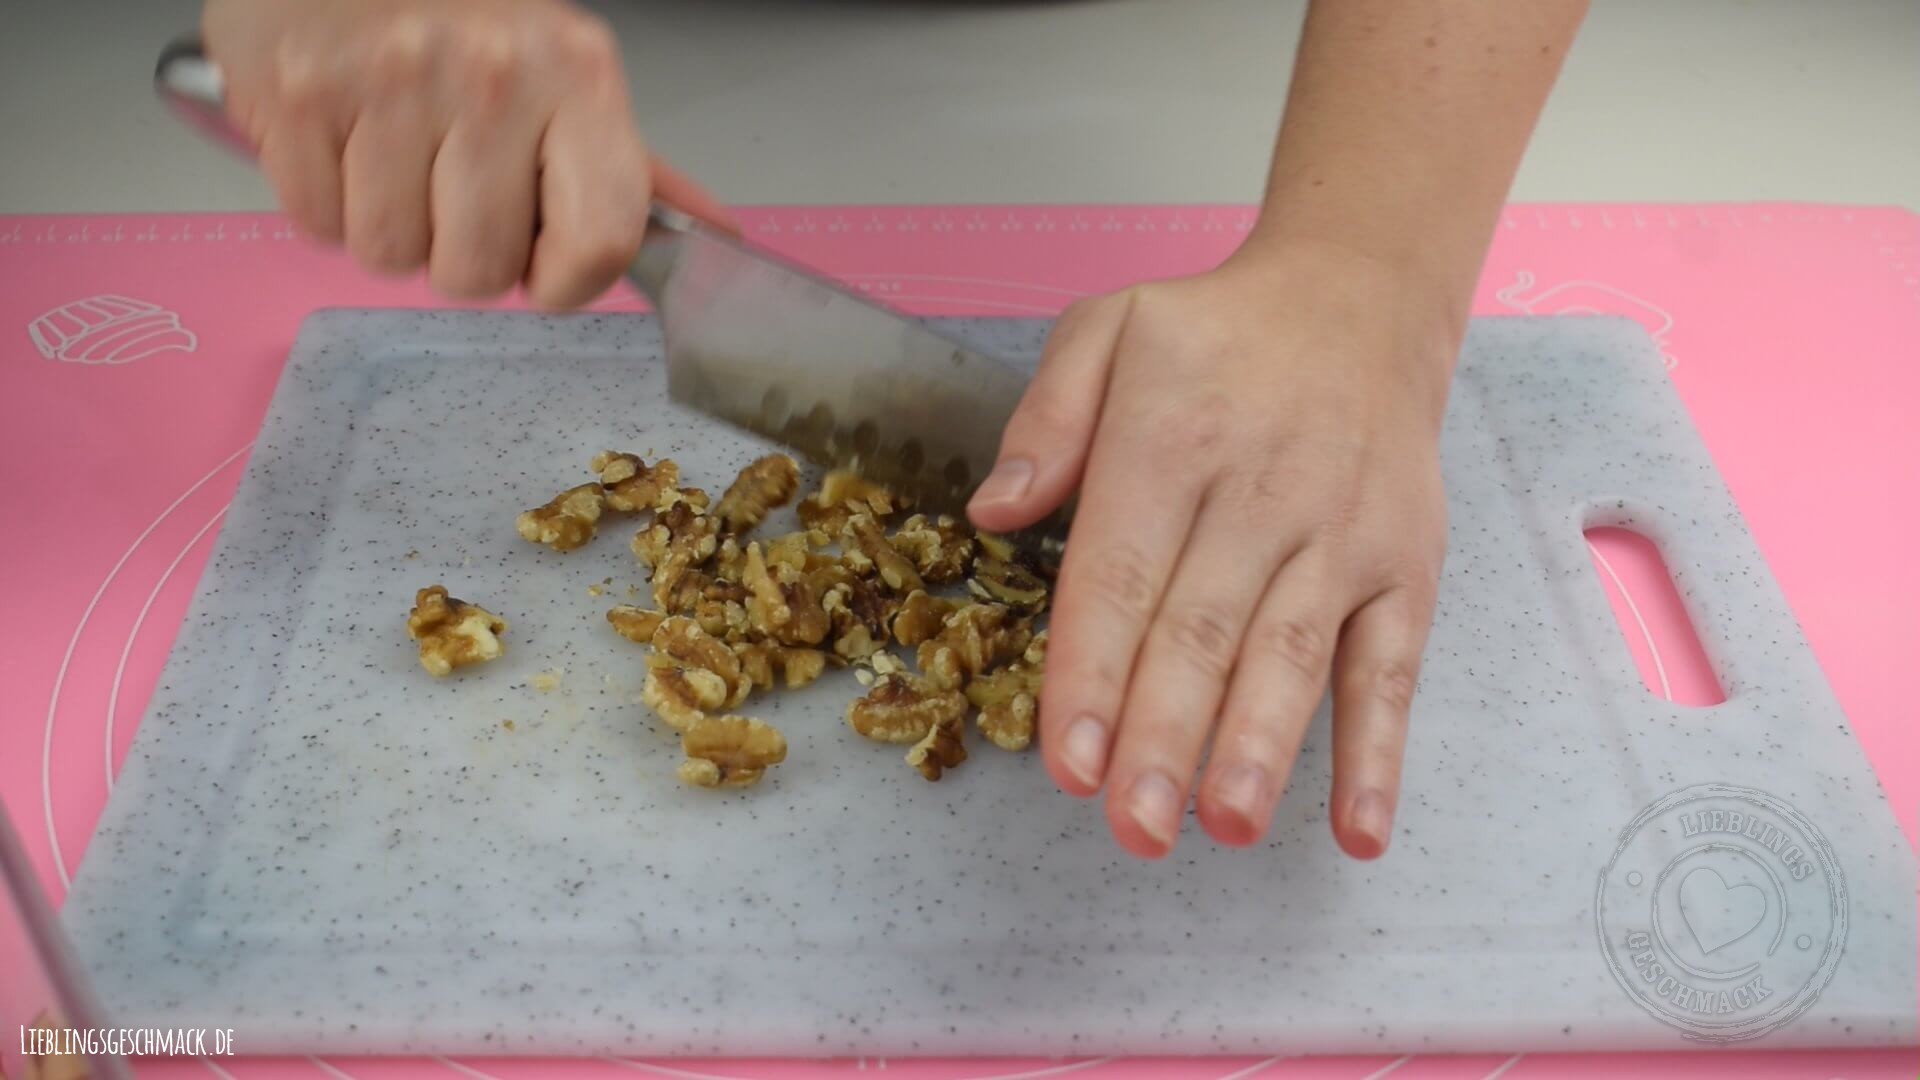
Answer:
[[1584, 526, 1727, 707]]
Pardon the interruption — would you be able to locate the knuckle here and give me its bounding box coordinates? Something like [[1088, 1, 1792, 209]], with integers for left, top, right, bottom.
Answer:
[[1251, 616, 1328, 680], [1158, 604, 1239, 679], [272, 46, 330, 113], [1366, 658, 1420, 715], [1080, 547, 1161, 622], [350, 228, 425, 275], [555, 12, 621, 75], [369, 15, 435, 85], [432, 258, 518, 300], [459, 26, 523, 102]]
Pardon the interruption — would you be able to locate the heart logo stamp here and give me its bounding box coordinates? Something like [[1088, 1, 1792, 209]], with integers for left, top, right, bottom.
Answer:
[[1678, 867, 1768, 954], [1595, 784, 1848, 1042]]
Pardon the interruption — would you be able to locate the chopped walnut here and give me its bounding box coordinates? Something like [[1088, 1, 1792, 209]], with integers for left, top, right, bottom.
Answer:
[[592, 450, 680, 513], [969, 555, 1049, 613], [742, 541, 791, 629], [967, 631, 1047, 751], [847, 669, 968, 744], [714, 454, 801, 534], [712, 535, 748, 583], [891, 589, 961, 646], [406, 585, 507, 677], [677, 714, 787, 788], [654, 484, 711, 513], [797, 469, 905, 540], [640, 662, 729, 732], [890, 514, 976, 584], [607, 604, 668, 644], [843, 513, 924, 593], [733, 641, 830, 690], [915, 602, 1033, 692], [905, 705, 968, 781], [651, 616, 751, 707], [516, 483, 606, 552]]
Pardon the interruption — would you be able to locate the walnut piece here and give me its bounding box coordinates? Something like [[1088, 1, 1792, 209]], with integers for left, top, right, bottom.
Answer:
[[651, 615, 751, 707], [969, 555, 1049, 613], [847, 669, 968, 744], [607, 604, 668, 644], [916, 602, 1032, 691], [822, 577, 902, 660], [677, 714, 787, 788], [890, 514, 976, 584], [714, 454, 801, 535], [634, 502, 721, 611], [891, 588, 961, 646], [967, 631, 1047, 751], [406, 585, 507, 676], [516, 483, 606, 552], [797, 469, 905, 540], [905, 705, 968, 781], [843, 513, 924, 594], [743, 542, 830, 646], [733, 641, 830, 690], [592, 450, 680, 512], [641, 662, 729, 732]]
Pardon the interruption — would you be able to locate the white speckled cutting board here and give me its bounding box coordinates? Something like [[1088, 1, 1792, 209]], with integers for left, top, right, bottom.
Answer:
[[63, 313, 1916, 1056]]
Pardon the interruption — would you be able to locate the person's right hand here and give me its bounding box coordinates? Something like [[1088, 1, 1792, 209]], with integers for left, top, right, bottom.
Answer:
[[203, 0, 731, 309]]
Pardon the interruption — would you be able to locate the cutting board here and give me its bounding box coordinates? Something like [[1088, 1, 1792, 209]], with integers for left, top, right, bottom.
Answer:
[[61, 311, 1916, 1056]]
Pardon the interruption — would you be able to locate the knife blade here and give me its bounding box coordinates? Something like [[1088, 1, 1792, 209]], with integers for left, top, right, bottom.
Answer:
[[155, 35, 1069, 558], [629, 212, 1059, 529]]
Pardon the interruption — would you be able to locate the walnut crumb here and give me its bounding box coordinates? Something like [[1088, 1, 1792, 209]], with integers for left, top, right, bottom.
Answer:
[[406, 585, 507, 677], [529, 668, 563, 692]]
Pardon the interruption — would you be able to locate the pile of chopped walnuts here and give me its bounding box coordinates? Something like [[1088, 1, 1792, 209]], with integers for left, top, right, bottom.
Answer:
[[413, 450, 1051, 792]]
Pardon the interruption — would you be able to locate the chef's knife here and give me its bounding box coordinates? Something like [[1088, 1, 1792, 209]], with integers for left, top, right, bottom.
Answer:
[[154, 38, 1068, 557]]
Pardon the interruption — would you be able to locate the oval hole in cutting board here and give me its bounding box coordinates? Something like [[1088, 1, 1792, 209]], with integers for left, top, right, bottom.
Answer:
[[1584, 526, 1728, 706]]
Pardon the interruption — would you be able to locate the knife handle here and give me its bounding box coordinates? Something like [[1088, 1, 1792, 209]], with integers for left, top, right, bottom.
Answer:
[[153, 34, 684, 304]]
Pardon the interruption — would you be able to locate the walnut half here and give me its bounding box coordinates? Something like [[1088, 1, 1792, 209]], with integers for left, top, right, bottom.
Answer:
[[967, 630, 1047, 751], [677, 714, 787, 788], [406, 585, 507, 677]]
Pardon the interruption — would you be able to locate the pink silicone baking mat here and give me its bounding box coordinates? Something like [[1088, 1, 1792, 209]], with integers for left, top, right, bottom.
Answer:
[[1, 204, 1916, 1079]]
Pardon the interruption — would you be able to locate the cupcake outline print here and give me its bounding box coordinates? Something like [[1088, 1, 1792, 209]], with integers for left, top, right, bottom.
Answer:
[[28, 294, 197, 365]]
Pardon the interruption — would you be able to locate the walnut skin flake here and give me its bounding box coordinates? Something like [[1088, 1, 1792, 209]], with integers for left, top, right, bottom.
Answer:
[[406, 585, 507, 677], [516, 483, 607, 552]]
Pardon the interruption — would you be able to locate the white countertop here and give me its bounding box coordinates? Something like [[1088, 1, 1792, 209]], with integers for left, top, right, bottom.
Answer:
[[2, 0, 1915, 213]]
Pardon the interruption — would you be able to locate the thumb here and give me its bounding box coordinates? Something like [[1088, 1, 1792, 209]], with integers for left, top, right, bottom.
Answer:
[[967, 291, 1131, 533], [649, 157, 740, 236]]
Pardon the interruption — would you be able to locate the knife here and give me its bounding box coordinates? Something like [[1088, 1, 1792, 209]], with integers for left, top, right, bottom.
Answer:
[[154, 38, 1068, 559]]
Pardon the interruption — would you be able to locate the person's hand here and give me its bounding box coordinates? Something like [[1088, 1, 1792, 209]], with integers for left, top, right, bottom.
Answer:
[[203, 0, 731, 308], [967, 240, 1457, 859]]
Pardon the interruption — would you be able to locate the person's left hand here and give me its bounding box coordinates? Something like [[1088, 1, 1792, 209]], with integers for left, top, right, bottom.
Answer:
[[967, 238, 1458, 859]]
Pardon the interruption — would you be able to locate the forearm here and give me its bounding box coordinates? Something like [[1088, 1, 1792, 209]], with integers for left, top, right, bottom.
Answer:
[[1249, 0, 1587, 342]]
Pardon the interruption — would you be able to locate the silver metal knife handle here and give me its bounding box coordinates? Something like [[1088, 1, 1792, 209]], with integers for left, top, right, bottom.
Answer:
[[153, 34, 684, 303]]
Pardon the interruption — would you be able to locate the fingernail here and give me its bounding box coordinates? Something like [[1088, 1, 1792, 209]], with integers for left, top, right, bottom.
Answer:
[[1213, 763, 1271, 826], [1351, 790, 1395, 852], [969, 457, 1034, 509], [1126, 771, 1184, 849], [1061, 715, 1109, 787]]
